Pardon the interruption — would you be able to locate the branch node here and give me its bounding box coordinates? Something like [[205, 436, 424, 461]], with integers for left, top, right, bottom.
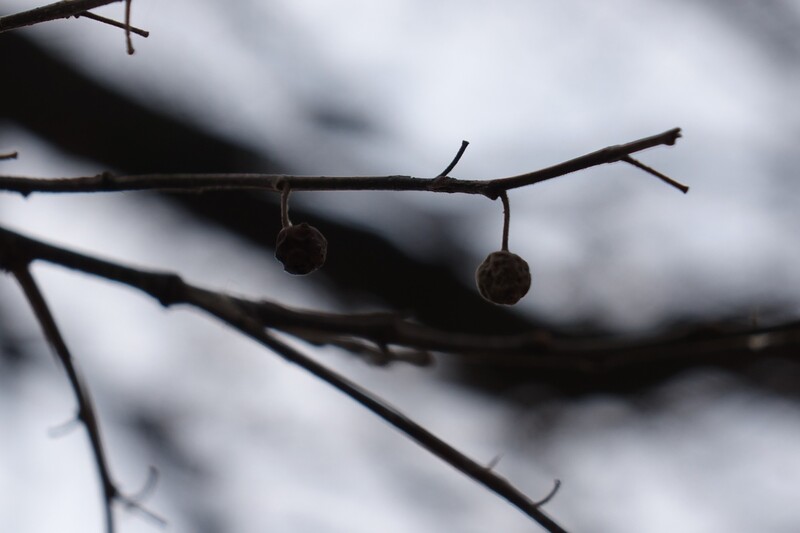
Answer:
[[75, 11, 150, 38]]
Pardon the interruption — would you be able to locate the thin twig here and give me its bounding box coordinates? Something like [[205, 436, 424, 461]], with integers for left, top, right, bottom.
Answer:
[[500, 192, 511, 252], [0, 0, 122, 33], [124, 0, 134, 55], [621, 155, 689, 193], [231, 327, 569, 533], [437, 140, 470, 178], [0, 128, 686, 199], [76, 11, 149, 37], [0, 151, 18, 161], [280, 184, 292, 228], [11, 264, 119, 533]]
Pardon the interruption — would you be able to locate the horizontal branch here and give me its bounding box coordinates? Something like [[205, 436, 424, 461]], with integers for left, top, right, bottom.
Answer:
[[0, 128, 686, 198], [0, 0, 122, 33], [2, 224, 792, 372]]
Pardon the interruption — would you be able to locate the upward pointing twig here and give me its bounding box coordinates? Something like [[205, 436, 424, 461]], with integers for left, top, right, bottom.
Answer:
[[437, 140, 470, 178]]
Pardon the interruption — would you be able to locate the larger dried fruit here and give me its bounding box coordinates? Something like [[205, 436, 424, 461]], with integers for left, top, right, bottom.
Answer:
[[275, 223, 327, 275], [475, 250, 531, 305]]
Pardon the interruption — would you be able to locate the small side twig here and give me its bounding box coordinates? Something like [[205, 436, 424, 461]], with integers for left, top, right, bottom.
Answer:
[[535, 479, 562, 507], [437, 140, 470, 178], [621, 155, 689, 193], [75, 11, 149, 38]]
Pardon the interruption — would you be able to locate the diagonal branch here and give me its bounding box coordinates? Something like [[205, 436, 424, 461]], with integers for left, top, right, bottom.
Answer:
[[0, 128, 686, 198], [6, 259, 165, 533], [0, 227, 569, 533], [208, 306, 569, 533], [11, 263, 120, 533], [0, 0, 122, 33]]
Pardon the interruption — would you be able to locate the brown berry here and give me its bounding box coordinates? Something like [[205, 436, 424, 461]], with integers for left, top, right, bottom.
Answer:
[[275, 223, 327, 275], [475, 250, 531, 305]]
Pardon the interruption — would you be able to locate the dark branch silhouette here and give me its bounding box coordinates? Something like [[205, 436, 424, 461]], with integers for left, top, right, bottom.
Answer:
[[0, 224, 569, 533], [0, 128, 685, 197]]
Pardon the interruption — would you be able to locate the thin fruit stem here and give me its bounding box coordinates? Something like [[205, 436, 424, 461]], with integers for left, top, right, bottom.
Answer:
[[280, 184, 292, 228], [500, 192, 510, 252]]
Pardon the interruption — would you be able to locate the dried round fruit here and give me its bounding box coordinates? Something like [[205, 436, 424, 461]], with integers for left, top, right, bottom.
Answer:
[[275, 223, 328, 275], [475, 250, 531, 305]]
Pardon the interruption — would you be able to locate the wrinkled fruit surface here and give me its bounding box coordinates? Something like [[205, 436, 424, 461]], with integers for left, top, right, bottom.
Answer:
[[475, 250, 531, 305], [275, 223, 328, 275]]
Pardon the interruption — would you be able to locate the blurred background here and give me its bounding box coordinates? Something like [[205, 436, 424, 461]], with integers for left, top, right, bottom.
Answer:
[[2, 1, 800, 532]]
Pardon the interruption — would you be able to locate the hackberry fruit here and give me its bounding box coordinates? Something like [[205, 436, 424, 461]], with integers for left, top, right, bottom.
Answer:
[[275, 223, 327, 275], [475, 250, 530, 305]]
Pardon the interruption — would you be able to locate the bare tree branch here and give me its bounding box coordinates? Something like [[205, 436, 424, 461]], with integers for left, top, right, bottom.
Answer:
[[7, 262, 164, 533], [0, 151, 18, 160], [0, 0, 122, 33], [10, 264, 118, 533], [0, 224, 569, 533], [3, 224, 795, 372], [0, 128, 686, 198], [75, 10, 149, 38]]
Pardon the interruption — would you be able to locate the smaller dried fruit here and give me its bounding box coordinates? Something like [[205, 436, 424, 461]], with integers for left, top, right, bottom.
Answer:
[[275, 223, 327, 275], [475, 250, 531, 305]]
